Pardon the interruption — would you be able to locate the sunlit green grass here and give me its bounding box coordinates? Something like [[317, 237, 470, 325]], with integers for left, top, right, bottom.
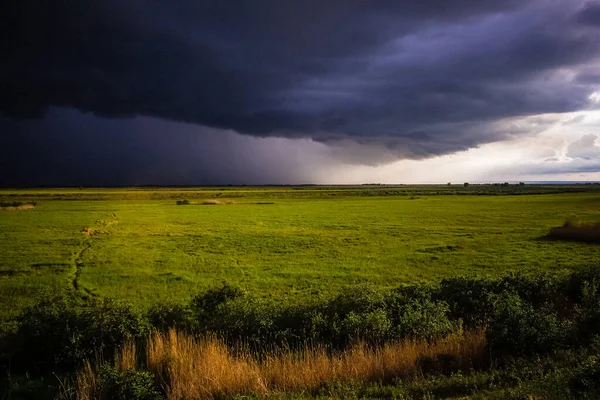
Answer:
[[1, 187, 599, 319]]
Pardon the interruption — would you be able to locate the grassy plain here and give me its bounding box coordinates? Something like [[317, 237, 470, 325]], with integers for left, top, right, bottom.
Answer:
[[1, 185, 600, 320]]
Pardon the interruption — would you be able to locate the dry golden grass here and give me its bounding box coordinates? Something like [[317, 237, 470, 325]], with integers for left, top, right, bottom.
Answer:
[[81, 227, 97, 237], [74, 330, 487, 400], [201, 199, 235, 205], [73, 361, 98, 400], [0, 203, 35, 210]]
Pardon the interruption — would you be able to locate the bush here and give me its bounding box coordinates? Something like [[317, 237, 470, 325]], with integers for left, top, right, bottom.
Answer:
[[84, 299, 151, 351], [208, 297, 280, 348], [393, 298, 458, 341], [16, 298, 90, 371], [437, 277, 497, 327], [487, 294, 569, 358], [496, 272, 563, 308], [573, 299, 600, 347], [566, 266, 600, 304], [341, 309, 392, 343], [568, 356, 600, 397], [147, 302, 195, 332], [190, 283, 245, 315], [327, 285, 386, 316], [437, 273, 564, 328], [16, 298, 150, 372], [98, 365, 162, 400]]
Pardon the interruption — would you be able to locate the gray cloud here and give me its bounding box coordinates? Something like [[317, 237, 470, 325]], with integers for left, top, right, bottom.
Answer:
[[2, 2, 599, 151], [576, 1, 600, 26], [1, 0, 600, 185], [567, 134, 600, 160]]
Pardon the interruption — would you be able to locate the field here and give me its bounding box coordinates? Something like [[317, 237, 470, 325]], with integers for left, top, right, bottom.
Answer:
[[3, 185, 600, 399], [1, 185, 600, 320]]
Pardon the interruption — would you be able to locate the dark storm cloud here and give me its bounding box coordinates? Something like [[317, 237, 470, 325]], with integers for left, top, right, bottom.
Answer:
[[1, 0, 599, 163], [576, 1, 600, 26], [0, 108, 329, 186]]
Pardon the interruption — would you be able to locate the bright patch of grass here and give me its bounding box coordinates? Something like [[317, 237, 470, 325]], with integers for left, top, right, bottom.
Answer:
[[1, 186, 599, 319]]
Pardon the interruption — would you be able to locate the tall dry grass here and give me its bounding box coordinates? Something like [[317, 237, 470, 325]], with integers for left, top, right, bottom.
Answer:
[[74, 329, 487, 400]]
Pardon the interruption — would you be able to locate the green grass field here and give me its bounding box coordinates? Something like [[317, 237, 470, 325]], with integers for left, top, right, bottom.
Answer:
[[1, 186, 600, 320]]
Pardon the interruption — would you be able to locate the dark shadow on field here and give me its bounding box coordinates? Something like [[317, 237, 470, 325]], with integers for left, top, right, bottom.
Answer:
[[418, 241, 471, 253], [31, 263, 71, 269], [0, 264, 69, 277], [538, 221, 600, 244]]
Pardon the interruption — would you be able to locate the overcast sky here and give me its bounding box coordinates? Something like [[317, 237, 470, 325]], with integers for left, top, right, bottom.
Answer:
[[1, 0, 599, 185]]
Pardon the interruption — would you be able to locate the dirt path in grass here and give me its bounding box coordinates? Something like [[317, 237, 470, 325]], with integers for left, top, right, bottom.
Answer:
[[69, 213, 119, 297], [71, 240, 93, 295]]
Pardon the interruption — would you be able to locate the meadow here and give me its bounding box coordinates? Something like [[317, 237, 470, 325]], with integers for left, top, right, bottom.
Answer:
[[3, 185, 600, 399], [1, 185, 600, 320]]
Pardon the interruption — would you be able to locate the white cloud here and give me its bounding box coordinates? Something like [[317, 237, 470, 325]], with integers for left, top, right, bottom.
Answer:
[[312, 111, 600, 183]]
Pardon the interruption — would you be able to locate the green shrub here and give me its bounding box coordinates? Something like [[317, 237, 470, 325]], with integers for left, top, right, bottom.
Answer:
[[437, 273, 564, 329], [496, 272, 563, 308], [568, 356, 600, 397], [573, 298, 600, 347], [437, 277, 497, 327], [147, 302, 195, 332], [16, 297, 89, 371], [304, 310, 339, 344], [394, 298, 458, 340], [84, 299, 151, 351], [566, 266, 600, 304], [487, 294, 569, 358], [98, 365, 162, 400], [0, 375, 56, 400], [341, 309, 392, 343], [16, 297, 150, 372], [208, 297, 280, 348], [328, 285, 386, 316], [190, 283, 245, 315]]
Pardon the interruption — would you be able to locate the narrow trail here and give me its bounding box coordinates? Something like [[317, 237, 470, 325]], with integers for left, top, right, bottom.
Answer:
[[68, 213, 119, 297], [71, 240, 92, 293]]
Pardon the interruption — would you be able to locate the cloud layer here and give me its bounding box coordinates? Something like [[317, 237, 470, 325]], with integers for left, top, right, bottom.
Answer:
[[2, 1, 600, 160], [1, 108, 598, 186], [1, 1, 600, 185]]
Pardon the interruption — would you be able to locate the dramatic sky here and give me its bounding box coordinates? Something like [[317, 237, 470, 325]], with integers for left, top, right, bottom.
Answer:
[[1, 0, 600, 185]]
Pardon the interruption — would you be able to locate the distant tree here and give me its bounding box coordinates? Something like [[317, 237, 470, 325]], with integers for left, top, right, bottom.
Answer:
[[519, 182, 525, 186], [447, 182, 451, 186], [463, 182, 469, 187], [502, 182, 510, 187]]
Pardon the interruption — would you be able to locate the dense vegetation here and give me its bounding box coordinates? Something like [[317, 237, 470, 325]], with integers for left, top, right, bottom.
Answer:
[[3, 268, 600, 398], [2, 184, 599, 201]]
